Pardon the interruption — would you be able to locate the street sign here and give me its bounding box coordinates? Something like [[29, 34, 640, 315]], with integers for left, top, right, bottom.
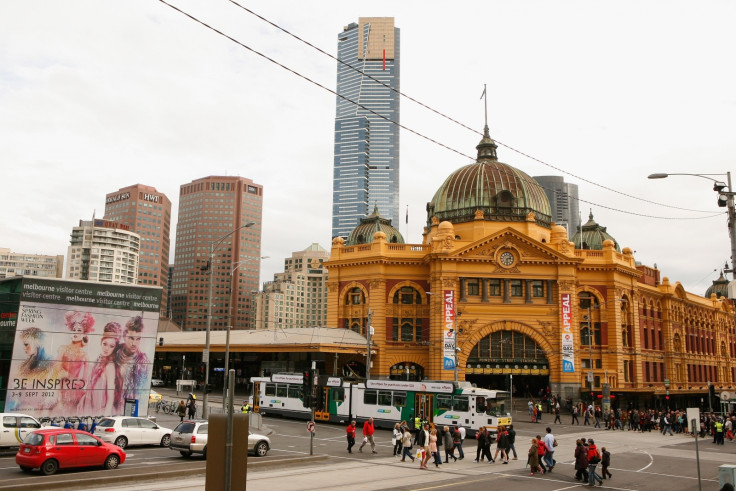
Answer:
[[587, 371, 594, 382], [664, 378, 670, 389], [202, 349, 209, 364], [306, 421, 315, 433]]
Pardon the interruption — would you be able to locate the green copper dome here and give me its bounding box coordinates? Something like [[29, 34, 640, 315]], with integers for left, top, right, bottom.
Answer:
[[705, 272, 729, 299], [571, 211, 621, 252], [346, 205, 404, 246], [426, 126, 551, 228]]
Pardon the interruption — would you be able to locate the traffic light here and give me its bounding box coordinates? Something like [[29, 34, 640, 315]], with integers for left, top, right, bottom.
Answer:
[[302, 369, 313, 408], [314, 387, 325, 411]]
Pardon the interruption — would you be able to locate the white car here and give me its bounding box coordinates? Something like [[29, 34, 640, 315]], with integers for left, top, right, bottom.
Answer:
[[151, 378, 165, 387], [94, 416, 172, 449], [0, 413, 42, 447]]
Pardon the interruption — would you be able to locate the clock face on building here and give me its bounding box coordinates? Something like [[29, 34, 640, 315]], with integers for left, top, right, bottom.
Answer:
[[500, 251, 515, 267]]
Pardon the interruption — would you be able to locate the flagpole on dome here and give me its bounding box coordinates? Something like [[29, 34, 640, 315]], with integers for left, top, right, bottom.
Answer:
[[480, 83, 487, 128]]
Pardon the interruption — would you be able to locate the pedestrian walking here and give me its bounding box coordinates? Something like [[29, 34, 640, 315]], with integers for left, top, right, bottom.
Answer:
[[493, 425, 510, 463], [601, 446, 612, 479], [554, 405, 562, 424], [507, 424, 518, 459], [419, 423, 431, 469], [572, 405, 580, 424], [535, 434, 547, 473], [574, 438, 589, 482], [443, 426, 457, 462], [543, 427, 556, 471], [528, 438, 541, 475], [400, 428, 414, 462], [346, 420, 357, 453], [587, 439, 603, 486], [187, 398, 196, 419], [429, 428, 442, 467], [473, 426, 493, 463], [392, 423, 403, 456], [359, 417, 377, 453], [457, 424, 466, 459], [176, 400, 186, 422]]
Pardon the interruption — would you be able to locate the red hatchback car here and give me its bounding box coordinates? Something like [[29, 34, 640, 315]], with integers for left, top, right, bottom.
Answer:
[[16, 428, 126, 475]]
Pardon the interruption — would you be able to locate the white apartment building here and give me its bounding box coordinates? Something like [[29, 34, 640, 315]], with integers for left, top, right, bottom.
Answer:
[[0, 248, 64, 279], [253, 243, 329, 329], [66, 219, 140, 284]]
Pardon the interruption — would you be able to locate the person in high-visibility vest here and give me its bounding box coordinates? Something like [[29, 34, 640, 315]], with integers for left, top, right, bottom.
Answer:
[[715, 419, 725, 445], [241, 401, 251, 413]]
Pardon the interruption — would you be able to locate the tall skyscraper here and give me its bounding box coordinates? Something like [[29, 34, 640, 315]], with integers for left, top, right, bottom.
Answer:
[[66, 219, 140, 284], [171, 176, 263, 332], [332, 17, 400, 239], [103, 184, 172, 313], [253, 243, 329, 330], [533, 176, 580, 238]]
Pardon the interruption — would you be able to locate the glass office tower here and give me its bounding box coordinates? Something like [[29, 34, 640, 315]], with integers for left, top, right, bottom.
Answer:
[[332, 18, 400, 239]]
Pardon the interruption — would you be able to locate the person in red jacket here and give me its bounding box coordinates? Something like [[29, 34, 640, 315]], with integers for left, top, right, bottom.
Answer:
[[346, 420, 357, 454], [586, 439, 603, 486], [359, 417, 377, 453]]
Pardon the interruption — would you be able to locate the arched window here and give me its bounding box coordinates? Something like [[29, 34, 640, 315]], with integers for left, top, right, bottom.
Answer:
[[579, 292, 601, 346], [346, 287, 365, 305], [391, 286, 425, 342]]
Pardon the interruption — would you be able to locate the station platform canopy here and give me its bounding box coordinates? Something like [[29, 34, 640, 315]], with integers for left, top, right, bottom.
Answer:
[[156, 326, 369, 354]]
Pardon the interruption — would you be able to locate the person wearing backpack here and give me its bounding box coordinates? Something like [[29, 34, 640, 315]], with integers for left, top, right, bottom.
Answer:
[[601, 446, 612, 479], [586, 438, 603, 486]]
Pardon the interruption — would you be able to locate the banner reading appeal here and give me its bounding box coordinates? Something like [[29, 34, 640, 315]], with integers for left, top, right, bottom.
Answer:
[[560, 292, 575, 372], [443, 290, 456, 370]]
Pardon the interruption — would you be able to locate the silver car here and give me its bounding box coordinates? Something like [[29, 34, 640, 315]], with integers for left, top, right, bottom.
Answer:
[[170, 420, 271, 458]]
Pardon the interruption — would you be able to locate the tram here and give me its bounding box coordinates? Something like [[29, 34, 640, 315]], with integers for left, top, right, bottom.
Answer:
[[251, 374, 511, 436]]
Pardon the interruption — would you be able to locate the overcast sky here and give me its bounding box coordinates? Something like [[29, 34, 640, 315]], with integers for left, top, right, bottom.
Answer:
[[2, 1, 735, 296]]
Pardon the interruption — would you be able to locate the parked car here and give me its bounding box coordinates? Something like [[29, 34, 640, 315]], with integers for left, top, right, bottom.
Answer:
[[170, 420, 270, 458], [151, 378, 165, 387], [149, 390, 163, 405], [16, 428, 125, 475], [0, 413, 42, 448], [94, 416, 172, 449]]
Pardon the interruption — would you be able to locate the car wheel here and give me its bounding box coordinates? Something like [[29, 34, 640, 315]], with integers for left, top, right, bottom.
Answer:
[[19, 466, 33, 473], [180, 450, 192, 457], [202, 446, 207, 460], [114, 436, 128, 449], [161, 434, 171, 447], [254, 441, 269, 457], [105, 454, 120, 470], [40, 459, 58, 476]]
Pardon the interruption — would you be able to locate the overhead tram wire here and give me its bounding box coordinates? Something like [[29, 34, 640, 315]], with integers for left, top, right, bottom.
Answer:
[[225, 0, 714, 216], [158, 0, 720, 222]]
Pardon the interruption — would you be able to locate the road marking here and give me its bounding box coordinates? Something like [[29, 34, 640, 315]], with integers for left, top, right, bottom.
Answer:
[[635, 450, 653, 471]]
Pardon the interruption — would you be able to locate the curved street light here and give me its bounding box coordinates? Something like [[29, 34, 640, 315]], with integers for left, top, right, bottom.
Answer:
[[203, 221, 256, 419], [648, 172, 736, 287]]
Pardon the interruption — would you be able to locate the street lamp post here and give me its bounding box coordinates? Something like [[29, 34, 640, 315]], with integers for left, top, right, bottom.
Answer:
[[648, 172, 736, 282], [365, 309, 374, 381], [203, 221, 256, 419]]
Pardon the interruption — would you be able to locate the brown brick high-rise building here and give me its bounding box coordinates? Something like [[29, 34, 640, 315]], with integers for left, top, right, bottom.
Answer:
[[104, 184, 171, 314], [171, 176, 263, 332]]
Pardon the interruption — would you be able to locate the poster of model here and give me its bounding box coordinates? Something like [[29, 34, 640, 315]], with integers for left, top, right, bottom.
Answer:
[[3, 279, 161, 418]]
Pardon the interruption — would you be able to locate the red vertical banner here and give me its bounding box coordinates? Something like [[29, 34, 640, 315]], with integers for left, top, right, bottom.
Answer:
[[382, 49, 386, 70]]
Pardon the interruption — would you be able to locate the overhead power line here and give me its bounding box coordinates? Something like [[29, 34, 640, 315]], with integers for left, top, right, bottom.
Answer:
[[158, 0, 721, 221]]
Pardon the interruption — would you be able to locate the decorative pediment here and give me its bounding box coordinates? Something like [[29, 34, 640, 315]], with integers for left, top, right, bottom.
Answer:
[[455, 228, 569, 264]]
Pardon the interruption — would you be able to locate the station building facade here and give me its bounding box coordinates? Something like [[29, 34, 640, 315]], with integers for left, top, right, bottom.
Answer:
[[325, 126, 736, 408]]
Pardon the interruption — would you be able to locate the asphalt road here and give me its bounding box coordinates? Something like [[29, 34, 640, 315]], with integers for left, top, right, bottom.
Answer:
[[0, 391, 733, 490]]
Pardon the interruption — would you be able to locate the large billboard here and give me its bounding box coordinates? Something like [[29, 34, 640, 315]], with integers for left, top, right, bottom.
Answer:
[[1, 278, 161, 418]]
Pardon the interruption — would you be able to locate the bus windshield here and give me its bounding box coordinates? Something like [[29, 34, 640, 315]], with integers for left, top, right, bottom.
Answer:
[[485, 393, 510, 416]]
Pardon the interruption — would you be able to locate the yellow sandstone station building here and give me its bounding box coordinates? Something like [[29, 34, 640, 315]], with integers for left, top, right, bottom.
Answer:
[[325, 125, 736, 408]]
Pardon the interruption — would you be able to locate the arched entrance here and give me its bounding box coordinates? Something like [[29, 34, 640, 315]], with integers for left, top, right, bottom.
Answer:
[[389, 362, 424, 381], [465, 330, 549, 398]]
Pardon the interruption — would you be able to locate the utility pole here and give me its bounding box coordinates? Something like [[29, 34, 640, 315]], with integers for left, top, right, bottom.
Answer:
[[366, 309, 374, 380]]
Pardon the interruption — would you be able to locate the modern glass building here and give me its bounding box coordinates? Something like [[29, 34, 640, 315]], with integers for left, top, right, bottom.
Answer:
[[533, 175, 580, 239], [332, 17, 400, 239]]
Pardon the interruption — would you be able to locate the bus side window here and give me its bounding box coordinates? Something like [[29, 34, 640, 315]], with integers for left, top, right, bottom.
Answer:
[[476, 396, 487, 413], [436, 394, 452, 410], [393, 391, 406, 407], [378, 391, 392, 406], [453, 396, 469, 412], [288, 385, 300, 399], [265, 383, 276, 397], [276, 384, 287, 397], [332, 388, 345, 402], [364, 390, 377, 405]]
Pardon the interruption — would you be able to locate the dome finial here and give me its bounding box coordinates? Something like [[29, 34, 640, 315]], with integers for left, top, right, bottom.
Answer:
[[476, 83, 497, 160]]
